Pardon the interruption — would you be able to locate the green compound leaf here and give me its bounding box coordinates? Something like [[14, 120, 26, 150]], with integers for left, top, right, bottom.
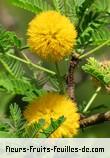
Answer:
[[76, 0, 110, 51], [0, 71, 32, 94], [10, 103, 23, 130], [93, 0, 110, 13], [39, 115, 66, 138], [23, 119, 45, 138], [0, 26, 22, 54], [0, 54, 24, 78], [82, 57, 110, 86], [52, 0, 65, 13], [74, 0, 86, 7], [91, 27, 110, 45], [0, 69, 43, 102], [11, 0, 52, 13]]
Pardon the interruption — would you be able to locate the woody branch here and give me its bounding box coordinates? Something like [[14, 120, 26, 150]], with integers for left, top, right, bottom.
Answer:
[[80, 111, 110, 128], [66, 53, 79, 101], [67, 53, 110, 128]]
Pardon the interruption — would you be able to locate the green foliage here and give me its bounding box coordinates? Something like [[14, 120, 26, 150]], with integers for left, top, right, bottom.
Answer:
[[82, 57, 110, 86], [0, 26, 44, 101], [75, 0, 110, 51], [10, 103, 24, 136], [69, 0, 110, 47], [23, 119, 45, 138], [0, 26, 25, 78], [38, 116, 65, 138], [0, 70, 41, 102], [0, 71, 32, 94], [0, 55, 24, 77], [52, 0, 65, 13], [93, 0, 110, 13], [0, 26, 21, 54], [11, 0, 52, 13], [74, 0, 86, 6], [0, 104, 24, 137], [91, 27, 110, 45], [0, 104, 65, 138]]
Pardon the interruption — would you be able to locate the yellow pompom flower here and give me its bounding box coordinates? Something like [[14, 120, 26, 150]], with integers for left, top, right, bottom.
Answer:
[[24, 93, 80, 138], [27, 11, 77, 61]]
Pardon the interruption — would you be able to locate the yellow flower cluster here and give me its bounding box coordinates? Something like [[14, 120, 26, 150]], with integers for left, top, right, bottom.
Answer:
[[27, 11, 77, 61], [24, 93, 80, 138]]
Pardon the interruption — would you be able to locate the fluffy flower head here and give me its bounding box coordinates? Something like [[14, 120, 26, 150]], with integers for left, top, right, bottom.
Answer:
[[27, 11, 77, 61], [24, 93, 80, 138]]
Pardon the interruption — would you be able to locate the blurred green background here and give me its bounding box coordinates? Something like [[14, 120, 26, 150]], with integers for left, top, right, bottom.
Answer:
[[0, 0, 110, 137]]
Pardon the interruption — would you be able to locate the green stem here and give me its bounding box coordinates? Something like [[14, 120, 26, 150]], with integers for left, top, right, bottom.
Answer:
[[7, 53, 56, 75], [55, 62, 65, 93], [79, 40, 110, 59], [83, 86, 101, 113]]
